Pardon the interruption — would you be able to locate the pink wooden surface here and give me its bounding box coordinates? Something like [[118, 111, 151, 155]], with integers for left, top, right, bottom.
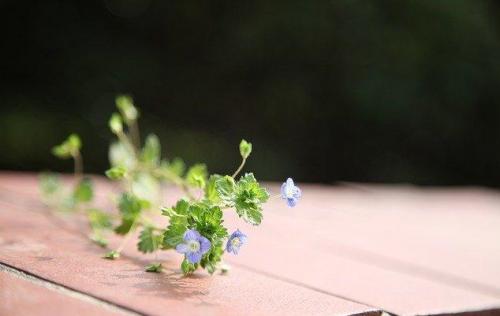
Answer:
[[0, 172, 499, 315], [0, 268, 121, 316]]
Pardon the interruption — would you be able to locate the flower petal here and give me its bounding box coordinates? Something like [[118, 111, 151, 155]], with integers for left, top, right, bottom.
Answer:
[[226, 240, 233, 253], [184, 229, 200, 241], [186, 251, 202, 264], [198, 236, 211, 254], [293, 187, 302, 199], [239, 234, 248, 245], [175, 243, 188, 254], [280, 182, 287, 199], [287, 197, 297, 207]]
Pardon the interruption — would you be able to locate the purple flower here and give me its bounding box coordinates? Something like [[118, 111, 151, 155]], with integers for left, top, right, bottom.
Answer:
[[175, 229, 211, 264], [226, 229, 247, 255], [281, 178, 301, 207]]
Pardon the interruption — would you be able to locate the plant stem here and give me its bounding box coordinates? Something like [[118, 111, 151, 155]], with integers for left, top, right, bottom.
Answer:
[[231, 157, 246, 178], [116, 219, 139, 253], [154, 168, 195, 200], [74, 151, 83, 180], [129, 120, 141, 151]]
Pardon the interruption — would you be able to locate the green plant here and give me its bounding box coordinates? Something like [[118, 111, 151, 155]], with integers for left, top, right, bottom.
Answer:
[[40, 95, 300, 275]]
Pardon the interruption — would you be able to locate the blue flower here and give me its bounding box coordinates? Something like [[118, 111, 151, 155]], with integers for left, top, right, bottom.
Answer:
[[226, 229, 247, 254], [281, 178, 301, 207], [175, 229, 211, 264]]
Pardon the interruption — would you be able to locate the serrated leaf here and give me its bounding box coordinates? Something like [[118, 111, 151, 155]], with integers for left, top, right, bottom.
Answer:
[[181, 259, 197, 275], [215, 175, 236, 206], [233, 173, 269, 226], [185, 163, 208, 188], [239, 139, 252, 159], [163, 199, 190, 246], [105, 166, 127, 180], [138, 226, 162, 253], [103, 250, 120, 260], [145, 263, 162, 273], [115, 193, 142, 235], [163, 219, 187, 247], [204, 174, 221, 204], [200, 241, 224, 275], [88, 208, 112, 229], [73, 178, 93, 203], [114, 218, 136, 235], [118, 193, 142, 215], [141, 134, 161, 167]]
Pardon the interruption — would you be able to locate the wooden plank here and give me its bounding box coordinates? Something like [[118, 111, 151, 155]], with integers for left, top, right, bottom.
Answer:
[[0, 266, 124, 316], [1, 173, 500, 315], [219, 184, 500, 315], [0, 191, 377, 316]]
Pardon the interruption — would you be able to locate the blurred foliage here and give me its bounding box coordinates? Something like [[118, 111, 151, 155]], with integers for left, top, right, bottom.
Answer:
[[1, 0, 500, 185]]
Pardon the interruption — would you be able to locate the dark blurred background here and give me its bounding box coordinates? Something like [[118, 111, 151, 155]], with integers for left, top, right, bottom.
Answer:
[[2, 0, 500, 185]]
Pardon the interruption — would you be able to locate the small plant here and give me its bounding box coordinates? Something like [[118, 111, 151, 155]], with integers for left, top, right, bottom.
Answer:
[[40, 95, 301, 275]]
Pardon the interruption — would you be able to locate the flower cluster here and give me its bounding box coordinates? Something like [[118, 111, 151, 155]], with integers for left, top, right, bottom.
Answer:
[[39, 95, 301, 275]]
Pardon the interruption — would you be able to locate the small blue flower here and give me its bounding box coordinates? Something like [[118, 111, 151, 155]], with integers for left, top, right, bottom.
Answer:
[[226, 229, 247, 255], [281, 178, 301, 207], [175, 229, 211, 264]]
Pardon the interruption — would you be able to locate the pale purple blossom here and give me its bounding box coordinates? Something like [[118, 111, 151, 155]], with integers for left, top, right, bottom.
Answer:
[[281, 178, 301, 207], [176, 229, 211, 264], [226, 229, 247, 255]]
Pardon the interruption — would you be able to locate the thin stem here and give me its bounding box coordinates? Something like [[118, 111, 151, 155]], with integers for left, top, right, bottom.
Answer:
[[129, 120, 141, 151], [231, 157, 246, 178], [116, 219, 139, 253], [73, 151, 83, 180], [117, 131, 139, 158], [154, 168, 196, 200]]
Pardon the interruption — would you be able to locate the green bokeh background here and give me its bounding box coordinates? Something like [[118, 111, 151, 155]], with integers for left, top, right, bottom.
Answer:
[[2, 0, 500, 185]]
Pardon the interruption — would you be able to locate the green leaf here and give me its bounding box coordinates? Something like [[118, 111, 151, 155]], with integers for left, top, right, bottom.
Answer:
[[168, 158, 186, 177], [88, 208, 112, 229], [118, 193, 142, 215], [39, 173, 61, 196], [234, 173, 269, 225], [145, 263, 162, 273], [103, 250, 120, 260], [73, 177, 93, 203], [200, 241, 224, 275], [52, 134, 81, 159], [181, 259, 197, 275], [109, 113, 123, 134], [90, 233, 108, 247], [185, 163, 208, 189], [114, 219, 135, 235], [116, 95, 139, 122], [204, 174, 222, 204], [239, 139, 252, 159], [189, 203, 227, 242], [162, 200, 189, 247], [138, 226, 162, 253], [163, 217, 187, 247], [114, 193, 142, 235], [109, 141, 135, 169], [141, 134, 161, 166], [105, 166, 127, 180], [215, 175, 236, 207], [131, 172, 160, 203]]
